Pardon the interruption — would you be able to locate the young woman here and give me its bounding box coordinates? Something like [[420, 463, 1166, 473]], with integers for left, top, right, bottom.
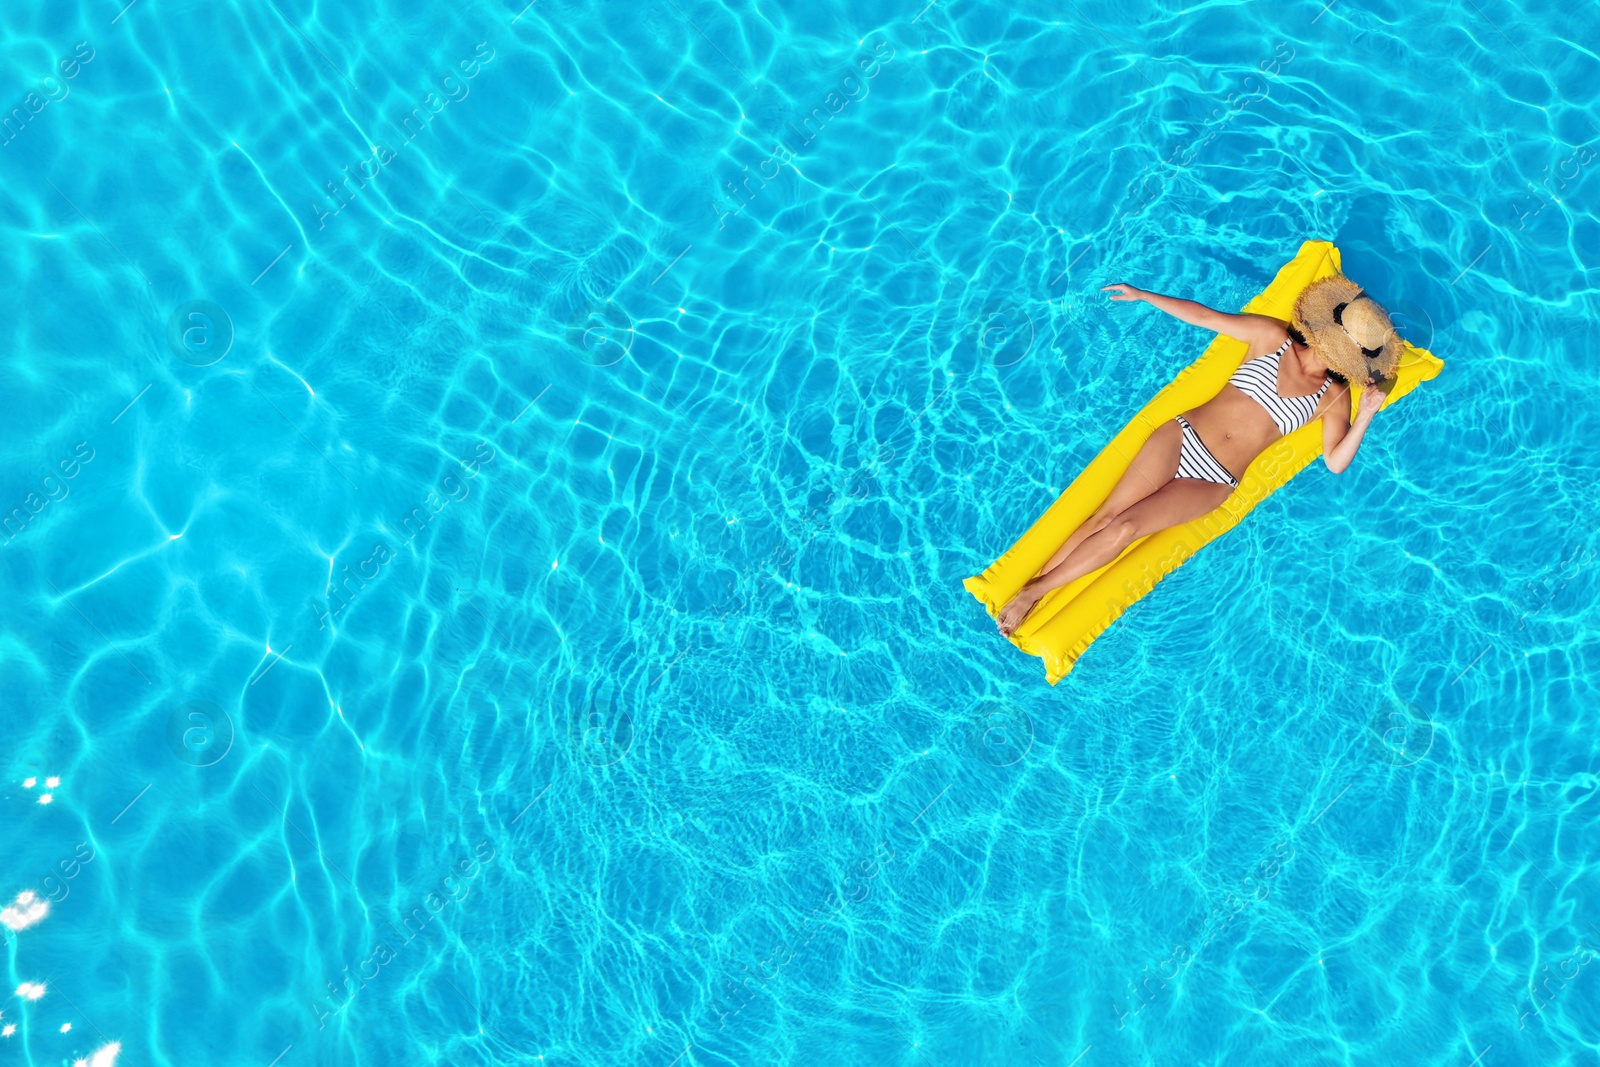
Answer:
[[995, 274, 1403, 635]]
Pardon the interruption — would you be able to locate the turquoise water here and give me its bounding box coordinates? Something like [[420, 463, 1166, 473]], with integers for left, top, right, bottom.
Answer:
[[1, 0, 1598, 1063]]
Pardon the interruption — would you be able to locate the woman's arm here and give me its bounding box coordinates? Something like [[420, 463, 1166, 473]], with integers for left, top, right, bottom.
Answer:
[[1321, 383, 1387, 473], [1102, 283, 1283, 348]]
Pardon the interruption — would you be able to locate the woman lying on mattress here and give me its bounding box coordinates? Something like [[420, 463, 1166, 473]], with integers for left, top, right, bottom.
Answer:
[[995, 275, 1399, 635]]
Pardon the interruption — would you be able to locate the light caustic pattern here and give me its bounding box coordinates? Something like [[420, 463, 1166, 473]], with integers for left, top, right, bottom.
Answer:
[[0, 0, 1597, 1065]]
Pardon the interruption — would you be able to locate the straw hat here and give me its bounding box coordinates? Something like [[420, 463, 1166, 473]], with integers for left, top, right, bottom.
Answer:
[[1292, 275, 1403, 383]]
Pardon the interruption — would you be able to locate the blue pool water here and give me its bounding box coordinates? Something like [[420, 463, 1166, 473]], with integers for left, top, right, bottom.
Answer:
[[2, 0, 1598, 1064]]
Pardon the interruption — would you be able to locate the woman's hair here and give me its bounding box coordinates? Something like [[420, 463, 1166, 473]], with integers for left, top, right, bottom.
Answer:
[[1326, 368, 1349, 384], [1287, 323, 1309, 346]]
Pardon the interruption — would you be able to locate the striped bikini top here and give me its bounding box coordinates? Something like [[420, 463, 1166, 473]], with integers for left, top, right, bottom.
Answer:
[[1227, 338, 1329, 436]]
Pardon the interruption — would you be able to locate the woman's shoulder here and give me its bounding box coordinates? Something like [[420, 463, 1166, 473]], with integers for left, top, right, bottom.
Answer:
[[1231, 314, 1291, 359], [1311, 376, 1351, 418], [1238, 335, 1293, 366]]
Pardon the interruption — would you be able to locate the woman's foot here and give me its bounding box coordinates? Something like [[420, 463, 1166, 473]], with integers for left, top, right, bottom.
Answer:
[[997, 584, 1043, 636]]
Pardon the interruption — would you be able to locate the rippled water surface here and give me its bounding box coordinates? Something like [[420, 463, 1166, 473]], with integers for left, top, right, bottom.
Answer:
[[2, 0, 1598, 1064]]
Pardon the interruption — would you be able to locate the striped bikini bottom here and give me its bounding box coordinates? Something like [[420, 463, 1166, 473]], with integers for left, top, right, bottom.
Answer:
[[1173, 415, 1239, 489]]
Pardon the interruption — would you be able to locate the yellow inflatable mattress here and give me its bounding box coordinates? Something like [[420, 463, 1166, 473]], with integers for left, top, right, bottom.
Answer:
[[962, 239, 1443, 683]]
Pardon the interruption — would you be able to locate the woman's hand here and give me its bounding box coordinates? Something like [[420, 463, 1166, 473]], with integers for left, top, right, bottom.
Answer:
[[1357, 383, 1387, 418], [1102, 283, 1145, 302]]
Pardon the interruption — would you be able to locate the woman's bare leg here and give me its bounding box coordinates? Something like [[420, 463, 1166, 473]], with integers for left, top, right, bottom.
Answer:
[[998, 477, 1232, 635], [1030, 511, 1111, 580], [1030, 420, 1185, 579]]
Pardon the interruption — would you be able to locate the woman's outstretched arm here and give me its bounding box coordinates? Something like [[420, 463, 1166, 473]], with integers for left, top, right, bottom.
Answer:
[[1103, 283, 1283, 348]]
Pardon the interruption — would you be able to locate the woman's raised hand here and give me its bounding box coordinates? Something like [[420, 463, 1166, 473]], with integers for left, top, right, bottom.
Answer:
[[1102, 283, 1144, 302], [1357, 382, 1388, 417]]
